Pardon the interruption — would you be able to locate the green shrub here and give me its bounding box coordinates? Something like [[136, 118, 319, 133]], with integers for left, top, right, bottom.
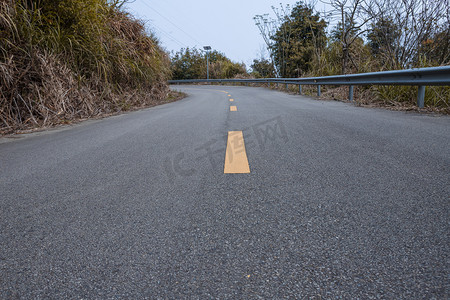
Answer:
[[0, 0, 171, 133]]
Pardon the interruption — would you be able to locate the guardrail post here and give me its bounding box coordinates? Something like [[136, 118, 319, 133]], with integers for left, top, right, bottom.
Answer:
[[299, 84, 302, 95], [417, 86, 425, 108], [286, 83, 288, 90], [317, 85, 321, 97], [349, 85, 354, 102]]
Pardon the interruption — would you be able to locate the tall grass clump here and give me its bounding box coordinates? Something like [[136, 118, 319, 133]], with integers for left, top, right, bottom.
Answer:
[[0, 0, 172, 133]]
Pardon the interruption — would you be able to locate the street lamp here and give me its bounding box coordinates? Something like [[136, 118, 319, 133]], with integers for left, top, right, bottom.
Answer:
[[203, 46, 211, 80]]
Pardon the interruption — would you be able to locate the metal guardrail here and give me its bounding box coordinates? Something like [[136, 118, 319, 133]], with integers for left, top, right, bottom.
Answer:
[[168, 66, 450, 108]]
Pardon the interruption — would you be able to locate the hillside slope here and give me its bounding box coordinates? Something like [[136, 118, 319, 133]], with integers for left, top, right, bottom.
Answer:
[[0, 0, 173, 134]]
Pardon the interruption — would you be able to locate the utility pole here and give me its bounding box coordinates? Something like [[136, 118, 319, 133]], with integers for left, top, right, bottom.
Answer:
[[203, 46, 211, 80]]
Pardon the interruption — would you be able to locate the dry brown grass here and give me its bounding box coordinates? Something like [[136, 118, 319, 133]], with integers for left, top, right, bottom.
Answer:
[[0, 0, 173, 135], [0, 48, 172, 134]]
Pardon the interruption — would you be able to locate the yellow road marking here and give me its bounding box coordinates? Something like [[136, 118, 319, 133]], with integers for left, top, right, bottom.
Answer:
[[224, 131, 250, 173], [230, 106, 237, 111], [229, 99, 234, 102], [228, 94, 231, 97]]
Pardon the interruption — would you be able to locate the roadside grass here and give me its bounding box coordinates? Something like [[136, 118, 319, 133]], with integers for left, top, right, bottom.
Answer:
[[0, 0, 176, 134], [0, 90, 186, 136]]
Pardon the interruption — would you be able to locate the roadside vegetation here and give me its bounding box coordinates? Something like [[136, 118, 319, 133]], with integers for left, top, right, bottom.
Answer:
[[252, 0, 449, 112], [171, 48, 247, 80], [0, 0, 175, 134]]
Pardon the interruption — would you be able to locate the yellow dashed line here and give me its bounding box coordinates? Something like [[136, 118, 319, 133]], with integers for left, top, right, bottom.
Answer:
[[224, 131, 250, 173], [182, 88, 250, 174]]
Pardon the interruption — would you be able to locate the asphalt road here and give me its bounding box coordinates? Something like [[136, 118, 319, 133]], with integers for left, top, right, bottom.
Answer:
[[1, 85, 449, 298]]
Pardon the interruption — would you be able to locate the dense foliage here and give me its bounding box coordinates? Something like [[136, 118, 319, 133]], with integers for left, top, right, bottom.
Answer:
[[171, 47, 247, 80], [0, 0, 171, 133], [250, 58, 275, 78], [270, 3, 326, 77], [255, 0, 449, 109]]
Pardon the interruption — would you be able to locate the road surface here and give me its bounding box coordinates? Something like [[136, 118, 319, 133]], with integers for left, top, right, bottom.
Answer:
[[1, 85, 449, 298]]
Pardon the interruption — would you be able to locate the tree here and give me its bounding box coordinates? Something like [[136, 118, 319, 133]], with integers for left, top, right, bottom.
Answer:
[[417, 26, 450, 66], [171, 48, 247, 80], [250, 58, 276, 78], [171, 47, 205, 80], [325, 0, 375, 74], [254, 4, 293, 76], [331, 17, 359, 42], [269, 2, 327, 77], [367, 16, 400, 69], [365, 0, 448, 69]]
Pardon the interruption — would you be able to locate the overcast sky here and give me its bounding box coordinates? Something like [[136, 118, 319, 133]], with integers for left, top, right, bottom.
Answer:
[[124, 0, 332, 68]]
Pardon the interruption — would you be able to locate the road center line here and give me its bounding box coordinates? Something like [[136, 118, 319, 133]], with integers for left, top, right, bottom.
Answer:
[[230, 106, 237, 111], [224, 131, 250, 174], [229, 99, 234, 102]]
